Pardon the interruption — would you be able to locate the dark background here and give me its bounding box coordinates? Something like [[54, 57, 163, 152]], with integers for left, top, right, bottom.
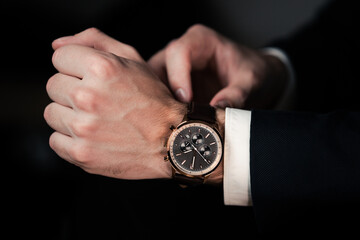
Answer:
[[1, 0, 328, 239]]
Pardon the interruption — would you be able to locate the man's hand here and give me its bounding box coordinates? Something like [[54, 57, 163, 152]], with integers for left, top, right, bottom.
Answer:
[[44, 28, 186, 180], [148, 24, 288, 109]]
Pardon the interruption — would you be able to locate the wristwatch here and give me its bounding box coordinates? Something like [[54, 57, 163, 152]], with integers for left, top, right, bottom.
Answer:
[[164, 102, 223, 186]]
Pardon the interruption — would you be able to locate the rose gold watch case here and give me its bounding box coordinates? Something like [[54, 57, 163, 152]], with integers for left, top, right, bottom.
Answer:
[[165, 120, 223, 178]]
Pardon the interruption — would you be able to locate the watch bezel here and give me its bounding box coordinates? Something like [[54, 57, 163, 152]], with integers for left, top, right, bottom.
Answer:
[[167, 120, 223, 177]]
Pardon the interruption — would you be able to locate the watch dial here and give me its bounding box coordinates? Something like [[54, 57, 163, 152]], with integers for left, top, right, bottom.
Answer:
[[168, 122, 222, 176]]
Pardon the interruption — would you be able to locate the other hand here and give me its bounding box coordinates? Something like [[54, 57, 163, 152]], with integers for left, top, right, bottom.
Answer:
[[148, 24, 288, 109]]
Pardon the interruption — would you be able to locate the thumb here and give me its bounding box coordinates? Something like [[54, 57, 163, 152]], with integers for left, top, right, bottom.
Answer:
[[52, 28, 143, 61], [210, 86, 246, 109]]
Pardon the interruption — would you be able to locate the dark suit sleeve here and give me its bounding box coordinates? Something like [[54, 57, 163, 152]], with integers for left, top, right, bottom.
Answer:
[[250, 110, 360, 235], [246, 0, 360, 236], [272, 0, 360, 112]]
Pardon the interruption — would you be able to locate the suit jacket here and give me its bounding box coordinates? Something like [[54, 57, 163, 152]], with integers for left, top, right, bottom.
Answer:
[[251, 0, 360, 236]]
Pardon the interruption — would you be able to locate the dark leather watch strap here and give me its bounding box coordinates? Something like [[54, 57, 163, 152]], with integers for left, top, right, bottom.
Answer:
[[187, 102, 216, 124], [173, 172, 204, 187]]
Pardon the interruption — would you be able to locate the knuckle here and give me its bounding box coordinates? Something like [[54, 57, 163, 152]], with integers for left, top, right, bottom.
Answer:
[[230, 86, 247, 105], [126, 45, 137, 55], [43, 104, 51, 122], [165, 40, 186, 58], [52, 46, 68, 65], [70, 116, 97, 137], [46, 73, 63, 96], [233, 86, 245, 98], [43, 102, 55, 122], [68, 141, 92, 164], [124, 45, 141, 60], [88, 53, 118, 78], [166, 39, 181, 52], [186, 24, 215, 41], [84, 27, 101, 36], [243, 68, 258, 84], [70, 86, 99, 112], [75, 27, 102, 39], [46, 74, 56, 94], [48, 132, 57, 150], [52, 48, 61, 65], [187, 23, 207, 33], [68, 143, 84, 163]]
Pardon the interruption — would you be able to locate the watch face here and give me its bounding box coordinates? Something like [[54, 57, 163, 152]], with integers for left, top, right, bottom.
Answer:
[[168, 122, 223, 176]]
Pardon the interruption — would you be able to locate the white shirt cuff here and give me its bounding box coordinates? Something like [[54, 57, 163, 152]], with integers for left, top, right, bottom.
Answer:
[[262, 47, 296, 110], [223, 108, 252, 206]]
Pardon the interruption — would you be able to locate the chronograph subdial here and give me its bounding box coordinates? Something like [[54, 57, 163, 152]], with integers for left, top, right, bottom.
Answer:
[[168, 122, 223, 176], [199, 145, 211, 158], [180, 141, 193, 152]]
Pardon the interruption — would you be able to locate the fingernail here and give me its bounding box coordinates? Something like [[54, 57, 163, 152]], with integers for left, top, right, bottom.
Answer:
[[215, 100, 231, 109], [175, 88, 188, 103]]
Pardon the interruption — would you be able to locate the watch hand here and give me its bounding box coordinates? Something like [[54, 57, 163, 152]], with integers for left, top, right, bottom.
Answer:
[[183, 149, 192, 154], [190, 155, 195, 170], [190, 142, 210, 164]]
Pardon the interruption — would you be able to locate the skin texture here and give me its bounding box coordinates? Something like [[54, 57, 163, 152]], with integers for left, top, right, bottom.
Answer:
[[44, 25, 287, 184], [45, 28, 187, 180]]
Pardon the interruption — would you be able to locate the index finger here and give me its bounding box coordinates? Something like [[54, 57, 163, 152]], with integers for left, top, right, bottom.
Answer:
[[52, 44, 98, 78]]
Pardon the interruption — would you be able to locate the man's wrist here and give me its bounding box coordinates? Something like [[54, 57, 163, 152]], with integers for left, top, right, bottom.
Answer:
[[159, 100, 187, 179], [164, 100, 188, 128]]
